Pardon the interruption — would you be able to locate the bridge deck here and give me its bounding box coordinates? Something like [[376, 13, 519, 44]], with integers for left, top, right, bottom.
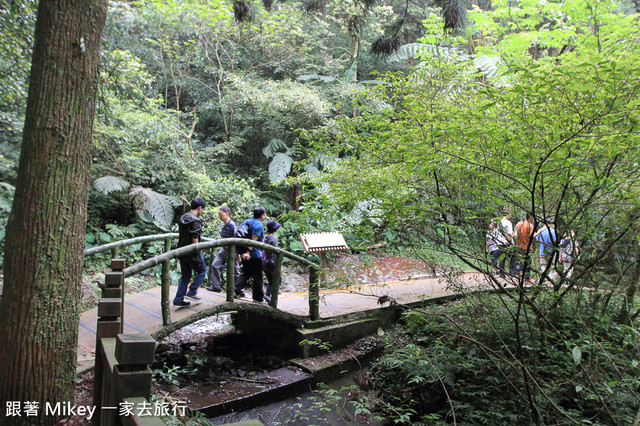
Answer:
[[77, 273, 487, 372]]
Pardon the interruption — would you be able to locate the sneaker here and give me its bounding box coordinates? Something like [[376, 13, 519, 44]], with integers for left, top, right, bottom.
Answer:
[[173, 300, 191, 307], [252, 299, 266, 304], [185, 294, 202, 301], [206, 286, 222, 293], [525, 278, 535, 284], [234, 291, 245, 298]]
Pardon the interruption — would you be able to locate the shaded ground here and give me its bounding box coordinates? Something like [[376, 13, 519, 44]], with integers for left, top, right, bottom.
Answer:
[[328, 251, 436, 285], [281, 251, 435, 292]]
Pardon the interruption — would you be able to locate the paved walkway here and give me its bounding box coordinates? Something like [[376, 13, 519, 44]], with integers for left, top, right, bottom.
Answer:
[[77, 272, 489, 372]]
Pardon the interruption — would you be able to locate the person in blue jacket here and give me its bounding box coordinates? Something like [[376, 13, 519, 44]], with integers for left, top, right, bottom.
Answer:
[[534, 218, 558, 282], [234, 206, 267, 302]]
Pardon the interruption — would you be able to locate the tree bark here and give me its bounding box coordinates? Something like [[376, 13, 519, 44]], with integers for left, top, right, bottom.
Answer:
[[0, 0, 107, 424]]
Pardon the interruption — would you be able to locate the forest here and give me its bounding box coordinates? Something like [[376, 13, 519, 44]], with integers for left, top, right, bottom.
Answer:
[[1, 0, 640, 423]]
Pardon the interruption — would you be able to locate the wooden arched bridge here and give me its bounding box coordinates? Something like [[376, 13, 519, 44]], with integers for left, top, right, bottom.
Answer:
[[84, 233, 321, 325], [80, 233, 485, 424]]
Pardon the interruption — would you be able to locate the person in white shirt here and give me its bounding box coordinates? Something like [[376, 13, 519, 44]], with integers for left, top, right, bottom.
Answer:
[[497, 207, 517, 277]]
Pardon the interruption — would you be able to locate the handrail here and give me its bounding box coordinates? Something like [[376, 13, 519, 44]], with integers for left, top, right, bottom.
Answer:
[[84, 233, 214, 256], [104, 237, 321, 322], [84, 233, 178, 256], [122, 238, 318, 276]]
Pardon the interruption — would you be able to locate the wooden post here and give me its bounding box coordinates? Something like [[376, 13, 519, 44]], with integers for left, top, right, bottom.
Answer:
[[226, 244, 236, 303], [299, 233, 349, 321], [161, 238, 172, 325], [111, 246, 120, 259], [320, 252, 327, 285], [114, 334, 156, 396], [93, 259, 125, 423], [269, 253, 284, 308], [98, 334, 157, 425], [309, 266, 320, 320]]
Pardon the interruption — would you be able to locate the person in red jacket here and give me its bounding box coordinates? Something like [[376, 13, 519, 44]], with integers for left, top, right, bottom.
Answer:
[[515, 213, 535, 283]]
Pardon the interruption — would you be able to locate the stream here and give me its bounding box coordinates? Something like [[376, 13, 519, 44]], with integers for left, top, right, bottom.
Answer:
[[155, 315, 385, 425], [206, 371, 384, 426]]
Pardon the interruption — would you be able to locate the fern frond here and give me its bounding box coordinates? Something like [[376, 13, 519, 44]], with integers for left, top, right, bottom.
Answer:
[[0, 182, 15, 194], [129, 187, 177, 229], [390, 43, 505, 84], [263, 138, 289, 158], [349, 199, 384, 226], [304, 164, 320, 175], [268, 152, 294, 183], [388, 43, 470, 63], [93, 176, 130, 194], [205, 136, 245, 157], [473, 55, 501, 79]]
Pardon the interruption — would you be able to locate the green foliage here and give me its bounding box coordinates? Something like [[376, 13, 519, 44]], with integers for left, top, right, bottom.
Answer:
[[0, 1, 36, 184], [129, 186, 179, 230], [0, 112, 22, 184], [93, 175, 130, 194], [105, 223, 140, 240], [94, 48, 190, 186], [0, 182, 14, 265], [299, 338, 333, 353], [179, 170, 260, 222], [370, 295, 640, 424], [87, 42, 265, 240], [277, 383, 378, 425], [306, 4, 640, 285], [268, 152, 294, 184], [0, 1, 35, 107], [153, 365, 182, 386], [288, 4, 640, 422]]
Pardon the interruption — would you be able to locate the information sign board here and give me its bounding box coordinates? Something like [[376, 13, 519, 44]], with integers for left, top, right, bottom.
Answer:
[[300, 232, 349, 253]]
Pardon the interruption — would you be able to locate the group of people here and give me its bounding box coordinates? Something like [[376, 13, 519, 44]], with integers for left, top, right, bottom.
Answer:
[[172, 198, 282, 307], [486, 208, 579, 282]]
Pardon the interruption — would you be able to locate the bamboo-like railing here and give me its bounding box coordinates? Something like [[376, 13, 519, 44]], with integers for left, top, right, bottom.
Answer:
[[86, 235, 321, 323], [84, 233, 178, 258], [84, 233, 214, 258]]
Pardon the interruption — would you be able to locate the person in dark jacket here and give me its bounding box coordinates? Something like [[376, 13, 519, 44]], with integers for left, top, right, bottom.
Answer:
[[173, 197, 206, 307], [262, 219, 281, 301], [206, 206, 240, 292], [234, 206, 267, 302]]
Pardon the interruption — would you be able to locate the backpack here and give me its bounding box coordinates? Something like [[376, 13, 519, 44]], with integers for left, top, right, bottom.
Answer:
[[262, 234, 277, 268], [234, 223, 251, 255]]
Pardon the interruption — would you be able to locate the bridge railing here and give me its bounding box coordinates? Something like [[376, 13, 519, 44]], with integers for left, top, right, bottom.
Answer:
[[93, 259, 163, 425], [86, 235, 321, 322], [84, 233, 179, 258], [124, 239, 321, 321]]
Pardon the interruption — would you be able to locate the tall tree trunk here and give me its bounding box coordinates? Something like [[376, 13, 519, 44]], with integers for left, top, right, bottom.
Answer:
[[0, 0, 107, 424]]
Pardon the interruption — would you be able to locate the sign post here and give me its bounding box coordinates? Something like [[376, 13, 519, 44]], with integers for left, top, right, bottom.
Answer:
[[300, 232, 349, 319]]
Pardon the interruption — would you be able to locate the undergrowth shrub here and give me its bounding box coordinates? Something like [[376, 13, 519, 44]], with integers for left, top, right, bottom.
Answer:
[[369, 293, 640, 424]]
